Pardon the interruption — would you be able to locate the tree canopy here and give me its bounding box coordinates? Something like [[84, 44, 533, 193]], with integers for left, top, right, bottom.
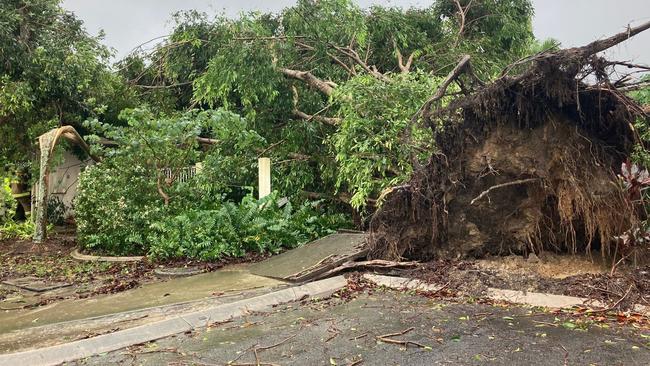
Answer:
[[116, 0, 537, 212], [0, 0, 133, 172], [1, 0, 568, 217]]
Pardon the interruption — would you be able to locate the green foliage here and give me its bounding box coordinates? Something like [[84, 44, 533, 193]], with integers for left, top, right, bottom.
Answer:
[[364, 6, 443, 72], [75, 108, 347, 258], [331, 72, 445, 209], [75, 154, 164, 254], [433, 0, 535, 77], [630, 76, 650, 167], [147, 193, 348, 260], [0, 0, 136, 174], [125, 0, 537, 207], [527, 38, 562, 54], [76, 108, 264, 254], [0, 177, 16, 224], [0, 220, 37, 240]]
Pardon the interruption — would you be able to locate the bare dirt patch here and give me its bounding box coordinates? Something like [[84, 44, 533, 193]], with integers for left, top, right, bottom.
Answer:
[[477, 252, 608, 279], [399, 255, 650, 311]]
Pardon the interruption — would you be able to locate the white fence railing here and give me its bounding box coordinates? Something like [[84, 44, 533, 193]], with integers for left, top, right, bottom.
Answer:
[[161, 163, 202, 184]]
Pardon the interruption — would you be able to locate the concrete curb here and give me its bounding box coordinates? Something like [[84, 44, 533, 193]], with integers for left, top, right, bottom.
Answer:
[[362, 274, 444, 292], [71, 248, 144, 262], [363, 274, 650, 315], [0, 276, 347, 366]]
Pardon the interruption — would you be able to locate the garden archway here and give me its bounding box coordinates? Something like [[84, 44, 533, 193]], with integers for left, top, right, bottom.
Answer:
[[33, 126, 100, 243]]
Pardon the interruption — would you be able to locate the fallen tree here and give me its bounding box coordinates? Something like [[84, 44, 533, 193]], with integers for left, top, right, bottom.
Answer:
[[368, 22, 650, 261]]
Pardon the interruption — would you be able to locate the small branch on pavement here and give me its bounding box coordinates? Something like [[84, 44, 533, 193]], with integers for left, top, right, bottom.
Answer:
[[586, 284, 634, 313], [376, 327, 429, 349]]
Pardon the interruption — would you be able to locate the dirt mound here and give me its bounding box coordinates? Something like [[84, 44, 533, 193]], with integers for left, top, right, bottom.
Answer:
[[369, 23, 649, 261]]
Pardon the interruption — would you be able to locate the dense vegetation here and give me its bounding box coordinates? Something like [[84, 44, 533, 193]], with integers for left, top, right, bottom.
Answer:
[[75, 109, 348, 257], [2, 0, 648, 259]]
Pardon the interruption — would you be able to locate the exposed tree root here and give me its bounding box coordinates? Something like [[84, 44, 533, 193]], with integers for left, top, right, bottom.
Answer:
[[369, 22, 650, 261]]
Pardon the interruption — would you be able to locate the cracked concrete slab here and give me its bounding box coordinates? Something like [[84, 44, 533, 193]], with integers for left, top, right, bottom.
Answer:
[[249, 232, 367, 281]]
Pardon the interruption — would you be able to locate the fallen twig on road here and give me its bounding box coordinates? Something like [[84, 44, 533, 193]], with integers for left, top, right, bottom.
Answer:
[[375, 327, 429, 349], [587, 284, 634, 314]]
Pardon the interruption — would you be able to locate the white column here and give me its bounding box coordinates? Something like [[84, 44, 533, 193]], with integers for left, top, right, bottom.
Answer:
[[258, 157, 271, 199]]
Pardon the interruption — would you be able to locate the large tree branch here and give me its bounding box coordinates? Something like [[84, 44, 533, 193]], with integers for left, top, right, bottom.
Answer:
[[393, 39, 414, 74], [280, 68, 336, 96], [578, 21, 650, 57], [134, 81, 193, 89], [291, 86, 340, 126], [417, 54, 472, 123], [330, 44, 390, 82], [295, 40, 357, 76], [453, 0, 473, 47], [292, 109, 341, 126]]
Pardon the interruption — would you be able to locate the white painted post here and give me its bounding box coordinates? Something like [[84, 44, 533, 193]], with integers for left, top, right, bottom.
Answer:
[[258, 157, 271, 199]]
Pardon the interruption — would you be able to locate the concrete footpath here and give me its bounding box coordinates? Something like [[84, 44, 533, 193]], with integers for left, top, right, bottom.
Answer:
[[0, 276, 347, 366]]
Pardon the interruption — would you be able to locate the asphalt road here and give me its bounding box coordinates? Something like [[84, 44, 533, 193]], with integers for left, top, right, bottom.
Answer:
[[71, 289, 650, 366]]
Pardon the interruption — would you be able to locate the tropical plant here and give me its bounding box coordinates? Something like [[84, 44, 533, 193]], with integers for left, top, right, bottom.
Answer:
[[147, 193, 349, 260]]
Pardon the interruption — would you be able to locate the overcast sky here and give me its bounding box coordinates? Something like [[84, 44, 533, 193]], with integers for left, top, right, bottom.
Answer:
[[61, 0, 650, 64]]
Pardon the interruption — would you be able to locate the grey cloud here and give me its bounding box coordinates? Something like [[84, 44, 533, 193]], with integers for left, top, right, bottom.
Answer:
[[61, 0, 650, 64]]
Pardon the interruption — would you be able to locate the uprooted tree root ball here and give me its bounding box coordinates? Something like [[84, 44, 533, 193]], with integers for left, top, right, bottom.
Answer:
[[369, 22, 650, 261]]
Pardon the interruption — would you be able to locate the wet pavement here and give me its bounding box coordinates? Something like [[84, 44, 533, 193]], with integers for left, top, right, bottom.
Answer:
[[0, 266, 284, 352], [71, 289, 650, 366]]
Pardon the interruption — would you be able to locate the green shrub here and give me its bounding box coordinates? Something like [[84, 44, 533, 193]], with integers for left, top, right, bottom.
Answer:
[[630, 78, 650, 167], [75, 108, 351, 258], [0, 220, 37, 240], [0, 177, 16, 224], [75, 155, 167, 255], [147, 193, 348, 260]]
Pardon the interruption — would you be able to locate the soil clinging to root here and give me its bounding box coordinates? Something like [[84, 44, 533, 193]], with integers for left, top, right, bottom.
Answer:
[[369, 23, 649, 262]]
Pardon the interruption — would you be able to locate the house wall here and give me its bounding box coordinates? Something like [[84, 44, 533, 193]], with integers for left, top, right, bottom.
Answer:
[[47, 150, 93, 219]]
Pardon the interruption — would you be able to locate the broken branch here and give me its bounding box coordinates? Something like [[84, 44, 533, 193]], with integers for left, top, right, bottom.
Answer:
[[331, 44, 390, 82], [412, 54, 471, 127], [280, 68, 336, 96], [394, 39, 414, 73], [376, 327, 429, 349], [291, 86, 340, 125], [579, 21, 650, 57], [312, 260, 419, 280]]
